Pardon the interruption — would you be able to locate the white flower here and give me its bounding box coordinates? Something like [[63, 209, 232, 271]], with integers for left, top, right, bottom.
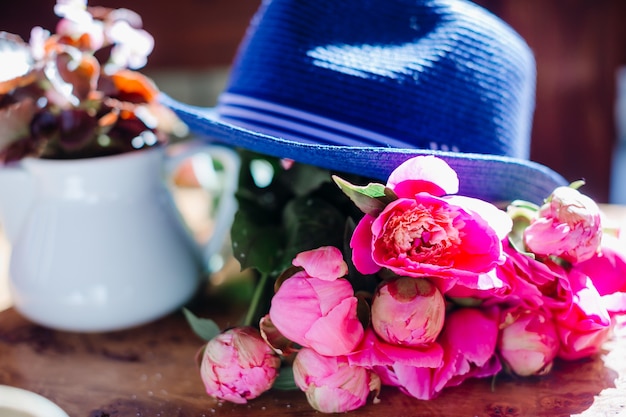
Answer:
[[105, 20, 154, 72]]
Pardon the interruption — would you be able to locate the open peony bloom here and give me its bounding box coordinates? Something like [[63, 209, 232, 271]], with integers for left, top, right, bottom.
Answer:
[[524, 186, 602, 263], [351, 156, 512, 293], [371, 277, 445, 346], [269, 246, 364, 356], [293, 347, 381, 413], [199, 327, 281, 404], [498, 307, 560, 376]]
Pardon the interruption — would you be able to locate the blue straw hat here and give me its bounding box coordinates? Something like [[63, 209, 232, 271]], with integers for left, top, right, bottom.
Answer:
[[161, 0, 568, 204]]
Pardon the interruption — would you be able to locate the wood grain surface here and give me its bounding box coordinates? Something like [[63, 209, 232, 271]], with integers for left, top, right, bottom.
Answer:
[[0, 285, 625, 417]]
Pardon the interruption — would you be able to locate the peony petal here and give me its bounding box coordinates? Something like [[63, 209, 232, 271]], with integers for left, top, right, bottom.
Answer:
[[601, 293, 626, 314], [348, 328, 443, 368], [269, 276, 323, 346], [392, 363, 437, 400], [567, 271, 611, 325], [575, 239, 626, 308], [449, 208, 506, 271], [386, 155, 459, 197], [304, 296, 363, 356], [350, 214, 380, 275], [445, 195, 512, 241], [293, 246, 348, 281], [377, 340, 444, 368], [443, 308, 498, 366], [555, 270, 612, 360], [440, 354, 502, 390], [308, 277, 355, 316]]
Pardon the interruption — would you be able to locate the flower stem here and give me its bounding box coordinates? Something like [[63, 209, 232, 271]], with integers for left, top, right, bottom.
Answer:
[[243, 272, 270, 327]]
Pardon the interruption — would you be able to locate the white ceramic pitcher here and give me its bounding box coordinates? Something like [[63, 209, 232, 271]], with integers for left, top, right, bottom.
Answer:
[[0, 141, 239, 332]]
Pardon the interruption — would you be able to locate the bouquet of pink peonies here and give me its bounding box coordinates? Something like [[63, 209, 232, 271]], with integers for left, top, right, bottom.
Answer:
[[186, 152, 626, 413]]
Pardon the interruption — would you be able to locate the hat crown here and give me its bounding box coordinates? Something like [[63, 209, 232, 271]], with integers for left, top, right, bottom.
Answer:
[[218, 0, 536, 159]]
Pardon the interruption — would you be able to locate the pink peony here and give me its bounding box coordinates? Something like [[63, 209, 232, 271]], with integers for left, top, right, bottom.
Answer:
[[498, 307, 560, 376], [371, 277, 445, 346], [199, 327, 280, 404], [575, 236, 626, 315], [293, 347, 381, 413], [445, 247, 541, 307], [554, 269, 612, 360], [431, 307, 501, 392], [351, 156, 511, 292], [448, 242, 575, 312], [500, 244, 573, 310], [269, 246, 364, 356], [372, 307, 500, 400], [524, 186, 602, 263], [348, 327, 444, 370]]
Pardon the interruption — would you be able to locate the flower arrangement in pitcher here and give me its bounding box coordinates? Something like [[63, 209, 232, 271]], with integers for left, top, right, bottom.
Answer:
[[0, 0, 185, 163], [185, 152, 626, 413]]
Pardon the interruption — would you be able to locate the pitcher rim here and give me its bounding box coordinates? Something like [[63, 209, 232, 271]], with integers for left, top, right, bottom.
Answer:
[[19, 145, 164, 168]]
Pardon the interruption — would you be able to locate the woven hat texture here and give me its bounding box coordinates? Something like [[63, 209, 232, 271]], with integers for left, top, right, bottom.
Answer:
[[162, 0, 567, 203]]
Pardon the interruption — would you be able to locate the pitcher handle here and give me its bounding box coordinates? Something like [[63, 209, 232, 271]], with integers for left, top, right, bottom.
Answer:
[[165, 140, 240, 273]]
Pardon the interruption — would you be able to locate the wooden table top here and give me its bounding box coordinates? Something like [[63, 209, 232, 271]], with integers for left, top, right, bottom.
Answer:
[[1, 197, 625, 417], [0, 286, 625, 417]]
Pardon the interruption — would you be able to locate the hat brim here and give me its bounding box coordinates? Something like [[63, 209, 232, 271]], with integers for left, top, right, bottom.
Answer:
[[161, 94, 567, 205]]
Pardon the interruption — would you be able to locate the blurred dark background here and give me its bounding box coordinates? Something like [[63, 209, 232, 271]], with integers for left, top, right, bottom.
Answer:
[[2, 0, 625, 203]]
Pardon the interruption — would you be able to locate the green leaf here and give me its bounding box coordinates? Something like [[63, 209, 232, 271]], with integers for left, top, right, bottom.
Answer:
[[448, 296, 483, 308], [286, 163, 333, 197], [569, 180, 586, 190], [183, 308, 221, 341], [506, 233, 535, 259], [505, 200, 538, 258], [273, 366, 298, 390], [507, 199, 540, 213], [231, 208, 285, 275], [242, 272, 272, 327], [231, 151, 373, 276], [281, 196, 346, 267], [332, 175, 397, 216]]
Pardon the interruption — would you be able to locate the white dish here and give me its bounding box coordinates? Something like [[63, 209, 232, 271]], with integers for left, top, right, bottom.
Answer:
[[0, 385, 69, 417]]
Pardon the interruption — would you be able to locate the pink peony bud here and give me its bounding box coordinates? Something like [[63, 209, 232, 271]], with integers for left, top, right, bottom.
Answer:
[[269, 247, 364, 356], [199, 326, 280, 404], [293, 347, 381, 413], [371, 277, 445, 346], [524, 186, 602, 263], [498, 308, 560, 376]]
